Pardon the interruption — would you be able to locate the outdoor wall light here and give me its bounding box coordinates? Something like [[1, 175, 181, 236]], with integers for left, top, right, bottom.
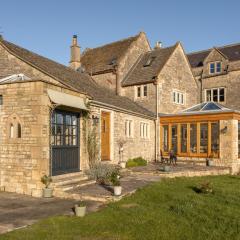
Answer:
[[92, 115, 99, 125], [220, 126, 228, 134]]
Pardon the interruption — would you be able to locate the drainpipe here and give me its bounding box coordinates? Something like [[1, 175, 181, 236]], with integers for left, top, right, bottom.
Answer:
[[154, 81, 159, 161], [200, 70, 203, 103]]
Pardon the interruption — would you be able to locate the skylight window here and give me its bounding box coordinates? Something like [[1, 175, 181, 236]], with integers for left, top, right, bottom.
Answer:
[[143, 56, 156, 67]]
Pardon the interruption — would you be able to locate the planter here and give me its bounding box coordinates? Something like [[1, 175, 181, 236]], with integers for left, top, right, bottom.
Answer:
[[113, 186, 122, 196], [163, 165, 170, 172], [75, 205, 86, 217], [206, 159, 214, 167], [119, 162, 126, 169], [42, 188, 53, 198]]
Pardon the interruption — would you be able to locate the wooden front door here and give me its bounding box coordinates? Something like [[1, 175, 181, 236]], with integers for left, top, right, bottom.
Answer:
[[101, 111, 111, 161]]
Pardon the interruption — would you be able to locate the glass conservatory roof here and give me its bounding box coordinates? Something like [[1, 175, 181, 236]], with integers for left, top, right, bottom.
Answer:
[[183, 102, 230, 113]]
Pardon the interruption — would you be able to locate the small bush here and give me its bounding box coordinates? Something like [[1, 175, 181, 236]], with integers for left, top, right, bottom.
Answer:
[[193, 182, 214, 194], [126, 157, 147, 168], [109, 169, 121, 186], [85, 163, 116, 185], [41, 175, 52, 188]]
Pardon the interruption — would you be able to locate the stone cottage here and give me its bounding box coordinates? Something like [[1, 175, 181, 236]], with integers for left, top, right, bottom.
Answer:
[[0, 32, 239, 197]]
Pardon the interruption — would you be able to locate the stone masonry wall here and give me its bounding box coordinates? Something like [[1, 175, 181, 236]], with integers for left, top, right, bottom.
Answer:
[[158, 45, 199, 114], [0, 81, 49, 197]]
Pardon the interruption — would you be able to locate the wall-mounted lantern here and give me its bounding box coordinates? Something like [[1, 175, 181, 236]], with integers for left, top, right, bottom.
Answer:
[[220, 126, 228, 134], [92, 115, 99, 126]]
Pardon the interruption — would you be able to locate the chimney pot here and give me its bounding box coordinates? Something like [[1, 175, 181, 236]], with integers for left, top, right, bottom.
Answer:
[[155, 41, 162, 49]]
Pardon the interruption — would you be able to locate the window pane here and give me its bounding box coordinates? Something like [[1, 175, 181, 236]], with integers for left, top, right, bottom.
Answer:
[[180, 124, 187, 153], [143, 86, 147, 97], [219, 88, 225, 102], [163, 125, 168, 152], [211, 122, 219, 157], [213, 89, 218, 102], [190, 124, 197, 153], [171, 125, 178, 154], [137, 87, 141, 97], [216, 62, 221, 73], [173, 92, 176, 103], [206, 90, 212, 101], [72, 116, 77, 126], [177, 93, 180, 103], [210, 63, 215, 73], [56, 114, 63, 124], [66, 115, 71, 125], [200, 123, 208, 153]]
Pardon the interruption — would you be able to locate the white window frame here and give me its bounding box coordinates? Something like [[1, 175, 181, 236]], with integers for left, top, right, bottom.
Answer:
[[135, 85, 148, 99], [140, 122, 150, 139], [125, 120, 133, 138], [209, 61, 222, 74], [204, 87, 225, 103], [172, 90, 185, 105]]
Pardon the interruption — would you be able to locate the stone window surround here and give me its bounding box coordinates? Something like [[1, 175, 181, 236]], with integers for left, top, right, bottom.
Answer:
[[6, 114, 22, 140], [204, 87, 226, 103], [140, 122, 150, 139], [209, 61, 222, 74], [172, 89, 185, 105], [125, 119, 134, 138], [135, 85, 148, 99]]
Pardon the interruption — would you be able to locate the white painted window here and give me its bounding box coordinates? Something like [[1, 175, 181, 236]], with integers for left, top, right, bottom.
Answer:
[[135, 85, 148, 98], [10, 124, 14, 138], [173, 90, 185, 105], [205, 88, 225, 102], [140, 122, 149, 139], [209, 62, 222, 74], [125, 120, 133, 138]]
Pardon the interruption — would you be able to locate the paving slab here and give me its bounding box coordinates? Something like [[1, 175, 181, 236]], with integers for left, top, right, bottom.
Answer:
[[0, 192, 102, 234]]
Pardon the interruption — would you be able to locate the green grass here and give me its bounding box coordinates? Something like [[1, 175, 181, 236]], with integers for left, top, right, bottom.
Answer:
[[1, 175, 240, 240], [126, 157, 147, 168]]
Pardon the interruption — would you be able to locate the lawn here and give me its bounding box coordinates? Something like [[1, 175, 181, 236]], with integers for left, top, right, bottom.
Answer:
[[1, 175, 240, 240]]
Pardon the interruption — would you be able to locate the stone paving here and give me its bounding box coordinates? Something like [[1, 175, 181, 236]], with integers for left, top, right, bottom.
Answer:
[[0, 192, 102, 234]]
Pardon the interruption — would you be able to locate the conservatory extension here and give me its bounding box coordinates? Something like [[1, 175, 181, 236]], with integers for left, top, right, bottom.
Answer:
[[160, 102, 240, 172]]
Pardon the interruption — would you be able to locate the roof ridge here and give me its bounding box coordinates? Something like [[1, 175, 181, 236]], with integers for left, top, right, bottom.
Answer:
[[82, 32, 141, 52], [187, 41, 240, 56]]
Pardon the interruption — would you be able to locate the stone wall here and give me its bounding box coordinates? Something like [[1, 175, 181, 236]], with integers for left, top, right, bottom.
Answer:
[[91, 72, 117, 93], [0, 81, 49, 197], [202, 70, 240, 110], [122, 83, 157, 114], [112, 111, 155, 163], [158, 44, 199, 114], [219, 119, 240, 173]]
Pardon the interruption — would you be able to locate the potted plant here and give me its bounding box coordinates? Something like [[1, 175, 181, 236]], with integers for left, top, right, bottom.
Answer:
[[119, 161, 126, 169], [74, 201, 87, 217], [41, 175, 53, 198], [109, 170, 122, 196], [163, 165, 170, 172]]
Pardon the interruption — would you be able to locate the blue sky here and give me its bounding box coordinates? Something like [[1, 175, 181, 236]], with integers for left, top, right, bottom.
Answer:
[[0, 0, 239, 65]]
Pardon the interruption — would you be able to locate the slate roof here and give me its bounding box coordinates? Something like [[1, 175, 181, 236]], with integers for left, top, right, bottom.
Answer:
[[122, 44, 177, 87], [187, 42, 240, 68], [0, 38, 155, 118], [81, 33, 141, 74]]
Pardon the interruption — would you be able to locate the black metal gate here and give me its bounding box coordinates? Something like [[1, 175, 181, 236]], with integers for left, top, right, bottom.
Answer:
[[51, 110, 80, 176]]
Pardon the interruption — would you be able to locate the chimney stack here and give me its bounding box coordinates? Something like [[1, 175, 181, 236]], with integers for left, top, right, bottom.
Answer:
[[154, 41, 162, 49], [69, 35, 81, 70]]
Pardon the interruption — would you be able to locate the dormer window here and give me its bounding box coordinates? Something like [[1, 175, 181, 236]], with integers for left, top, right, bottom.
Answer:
[[143, 57, 156, 67], [209, 62, 222, 74]]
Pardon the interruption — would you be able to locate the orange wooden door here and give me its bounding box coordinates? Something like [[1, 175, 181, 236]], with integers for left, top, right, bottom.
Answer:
[[101, 112, 110, 161]]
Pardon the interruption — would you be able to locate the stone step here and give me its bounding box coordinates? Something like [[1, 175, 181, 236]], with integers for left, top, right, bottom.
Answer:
[[52, 171, 86, 181], [53, 176, 89, 187], [58, 179, 96, 191]]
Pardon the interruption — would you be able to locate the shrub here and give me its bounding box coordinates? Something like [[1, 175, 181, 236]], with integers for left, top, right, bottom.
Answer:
[[126, 157, 147, 168], [41, 175, 52, 188], [193, 182, 214, 194], [85, 163, 116, 185], [109, 169, 121, 186]]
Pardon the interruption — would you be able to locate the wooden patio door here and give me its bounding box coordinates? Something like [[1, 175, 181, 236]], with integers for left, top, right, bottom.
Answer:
[[101, 111, 111, 161]]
